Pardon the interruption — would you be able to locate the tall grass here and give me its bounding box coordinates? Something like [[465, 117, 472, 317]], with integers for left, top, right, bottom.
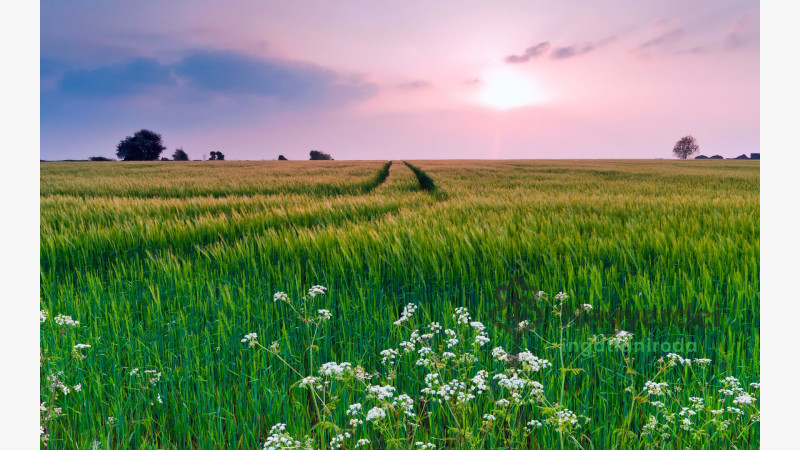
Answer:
[[40, 160, 759, 448]]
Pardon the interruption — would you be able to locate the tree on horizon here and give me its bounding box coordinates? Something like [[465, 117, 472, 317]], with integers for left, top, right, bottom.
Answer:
[[309, 150, 333, 160], [172, 148, 189, 161], [115, 129, 166, 161], [673, 135, 700, 159]]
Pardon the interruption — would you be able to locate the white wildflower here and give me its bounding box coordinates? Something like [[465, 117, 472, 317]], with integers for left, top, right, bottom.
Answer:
[[393, 394, 415, 417], [298, 376, 321, 390], [54, 314, 79, 327], [366, 384, 396, 401], [319, 362, 352, 377], [527, 419, 543, 429], [643, 381, 669, 396], [330, 432, 351, 448], [307, 285, 327, 298], [380, 348, 399, 365], [394, 303, 418, 325], [453, 307, 471, 325], [241, 333, 258, 347], [474, 334, 491, 347], [492, 346, 509, 361], [666, 353, 692, 366], [346, 403, 362, 416], [609, 330, 633, 347], [518, 351, 552, 372], [366, 407, 386, 422]]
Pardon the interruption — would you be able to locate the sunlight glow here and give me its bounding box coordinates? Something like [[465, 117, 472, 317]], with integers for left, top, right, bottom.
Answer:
[[476, 68, 545, 110]]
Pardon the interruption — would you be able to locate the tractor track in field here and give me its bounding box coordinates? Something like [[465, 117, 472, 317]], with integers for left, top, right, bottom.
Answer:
[[362, 161, 392, 193], [403, 161, 437, 192]]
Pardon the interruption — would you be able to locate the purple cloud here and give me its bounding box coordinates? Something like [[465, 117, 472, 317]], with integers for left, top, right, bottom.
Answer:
[[505, 42, 551, 63], [397, 80, 432, 90]]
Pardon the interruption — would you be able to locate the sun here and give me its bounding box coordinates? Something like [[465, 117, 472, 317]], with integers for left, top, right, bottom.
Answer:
[[476, 68, 545, 110]]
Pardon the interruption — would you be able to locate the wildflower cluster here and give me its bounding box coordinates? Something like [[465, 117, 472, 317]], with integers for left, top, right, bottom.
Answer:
[[394, 302, 417, 325], [54, 314, 79, 327], [243, 286, 757, 449], [262, 423, 313, 450]]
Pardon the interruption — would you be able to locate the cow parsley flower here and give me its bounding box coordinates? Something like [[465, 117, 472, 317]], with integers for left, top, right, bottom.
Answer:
[[643, 381, 669, 396], [518, 351, 551, 372], [492, 346, 509, 361], [453, 307, 471, 325], [471, 370, 489, 393], [366, 407, 386, 422], [73, 343, 91, 350], [298, 376, 321, 390], [399, 340, 415, 353], [262, 423, 313, 450], [554, 292, 569, 302], [380, 348, 399, 365], [241, 333, 258, 347], [273, 292, 288, 303], [317, 309, 332, 321], [330, 432, 351, 448], [609, 330, 633, 347], [40, 310, 47, 323], [394, 303, 418, 325], [474, 334, 491, 347], [319, 362, 352, 377], [54, 315, 79, 327], [393, 394, 415, 417], [366, 384, 396, 401], [347, 403, 362, 416], [307, 285, 327, 298], [666, 353, 692, 366], [355, 439, 370, 448]]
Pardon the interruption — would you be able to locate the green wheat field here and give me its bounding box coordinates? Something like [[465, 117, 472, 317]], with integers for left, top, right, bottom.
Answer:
[[40, 160, 759, 449]]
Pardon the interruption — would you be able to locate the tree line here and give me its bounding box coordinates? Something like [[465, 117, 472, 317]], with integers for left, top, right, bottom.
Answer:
[[89, 129, 334, 161]]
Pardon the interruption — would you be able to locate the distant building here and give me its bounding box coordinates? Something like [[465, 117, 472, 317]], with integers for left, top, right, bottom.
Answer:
[[750, 153, 760, 160], [709, 155, 723, 159], [733, 154, 749, 159], [695, 155, 709, 159]]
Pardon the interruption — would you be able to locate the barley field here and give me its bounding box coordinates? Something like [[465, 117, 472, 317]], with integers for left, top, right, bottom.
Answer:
[[40, 160, 760, 449]]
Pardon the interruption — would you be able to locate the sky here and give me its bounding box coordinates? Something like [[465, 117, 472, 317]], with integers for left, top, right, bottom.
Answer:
[[40, 0, 760, 160]]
